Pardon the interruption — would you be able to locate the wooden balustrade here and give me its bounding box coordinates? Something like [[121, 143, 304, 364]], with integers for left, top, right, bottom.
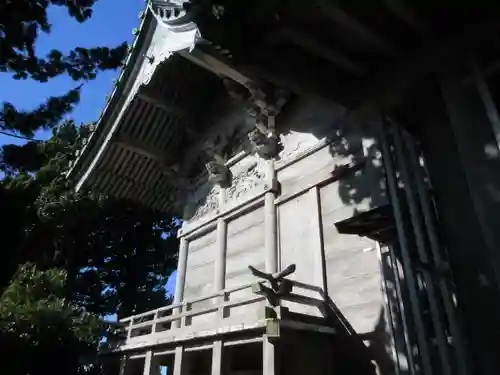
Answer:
[[115, 278, 327, 345]]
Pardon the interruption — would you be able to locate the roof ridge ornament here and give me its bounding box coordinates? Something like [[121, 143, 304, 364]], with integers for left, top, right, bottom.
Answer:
[[147, 0, 198, 33]]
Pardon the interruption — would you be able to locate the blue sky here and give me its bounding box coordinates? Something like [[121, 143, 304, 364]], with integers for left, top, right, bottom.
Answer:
[[1, 1, 176, 307], [0, 0, 145, 145]]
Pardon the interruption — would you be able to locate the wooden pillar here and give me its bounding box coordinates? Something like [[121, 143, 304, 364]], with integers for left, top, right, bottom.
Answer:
[[211, 340, 224, 375], [119, 355, 129, 375], [172, 237, 188, 329], [212, 218, 227, 375], [263, 335, 279, 375], [143, 350, 161, 375], [173, 346, 187, 375]]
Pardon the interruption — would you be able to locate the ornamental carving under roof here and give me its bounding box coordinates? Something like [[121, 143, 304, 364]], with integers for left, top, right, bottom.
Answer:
[[226, 158, 268, 203], [186, 181, 220, 221]]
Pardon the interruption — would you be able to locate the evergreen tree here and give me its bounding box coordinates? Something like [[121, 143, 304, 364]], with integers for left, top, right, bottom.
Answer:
[[0, 2, 179, 374]]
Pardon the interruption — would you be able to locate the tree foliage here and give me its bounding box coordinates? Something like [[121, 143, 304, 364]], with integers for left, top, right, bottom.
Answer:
[[0, 2, 179, 375]]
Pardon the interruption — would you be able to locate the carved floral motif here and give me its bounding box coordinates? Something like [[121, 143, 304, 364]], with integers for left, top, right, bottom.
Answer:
[[226, 160, 267, 202], [190, 185, 220, 221]]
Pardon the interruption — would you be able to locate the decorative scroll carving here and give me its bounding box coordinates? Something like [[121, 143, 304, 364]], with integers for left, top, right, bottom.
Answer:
[[226, 160, 267, 201], [206, 160, 231, 188], [190, 185, 219, 221]]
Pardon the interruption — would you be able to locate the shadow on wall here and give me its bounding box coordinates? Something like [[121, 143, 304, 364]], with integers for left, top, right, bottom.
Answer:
[[276, 95, 387, 211]]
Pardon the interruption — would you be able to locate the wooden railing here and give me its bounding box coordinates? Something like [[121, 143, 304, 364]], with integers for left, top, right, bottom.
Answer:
[[118, 281, 266, 340], [109, 276, 338, 347]]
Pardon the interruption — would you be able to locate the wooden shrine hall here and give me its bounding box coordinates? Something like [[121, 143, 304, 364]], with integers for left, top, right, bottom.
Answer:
[[69, 1, 500, 374]]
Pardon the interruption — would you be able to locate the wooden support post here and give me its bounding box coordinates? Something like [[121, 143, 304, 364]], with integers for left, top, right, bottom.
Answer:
[[173, 346, 185, 375], [143, 350, 161, 375], [263, 335, 279, 375], [172, 238, 188, 329], [119, 355, 129, 375], [211, 340, 224, 375], [212, 218, 227, 374]]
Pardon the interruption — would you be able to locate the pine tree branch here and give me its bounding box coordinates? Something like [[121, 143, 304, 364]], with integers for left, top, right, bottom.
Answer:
[[0, 87, 82, 137]]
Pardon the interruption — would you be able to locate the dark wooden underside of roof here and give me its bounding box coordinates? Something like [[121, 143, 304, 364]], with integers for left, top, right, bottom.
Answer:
[[191, 0, 500, 108], [81, 0, 500, 214], [85, 55, 227, 214]]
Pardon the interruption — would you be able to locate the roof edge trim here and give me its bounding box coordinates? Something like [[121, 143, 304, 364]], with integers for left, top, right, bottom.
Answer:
[[67, 8, 156, 188]]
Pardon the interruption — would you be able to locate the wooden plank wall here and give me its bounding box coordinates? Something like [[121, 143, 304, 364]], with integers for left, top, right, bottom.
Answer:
[[225, 207, 265, 320], [178, 95, 387, 333], [184, 229, 217, 327]]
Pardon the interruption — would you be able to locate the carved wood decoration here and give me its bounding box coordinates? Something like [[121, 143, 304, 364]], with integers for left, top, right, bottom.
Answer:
[[226, 159, 267, 202], [222, 77, 290, 159], [205, 160, 231, 187], [190, 184, 220, 221]]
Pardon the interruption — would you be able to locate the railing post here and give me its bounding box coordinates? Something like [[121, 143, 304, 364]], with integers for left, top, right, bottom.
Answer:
[[172, 237, 189, 329], [127, 318, 134, 339], [151, 310, 159, 333], [181, 302, 192, 327]]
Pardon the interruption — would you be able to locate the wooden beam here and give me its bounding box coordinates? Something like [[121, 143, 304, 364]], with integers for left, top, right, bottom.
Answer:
[[316, 0, 398, 56], [383, 0, 432, 35], [178, 47, 252, 87], [279, 28, 366, 76]]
